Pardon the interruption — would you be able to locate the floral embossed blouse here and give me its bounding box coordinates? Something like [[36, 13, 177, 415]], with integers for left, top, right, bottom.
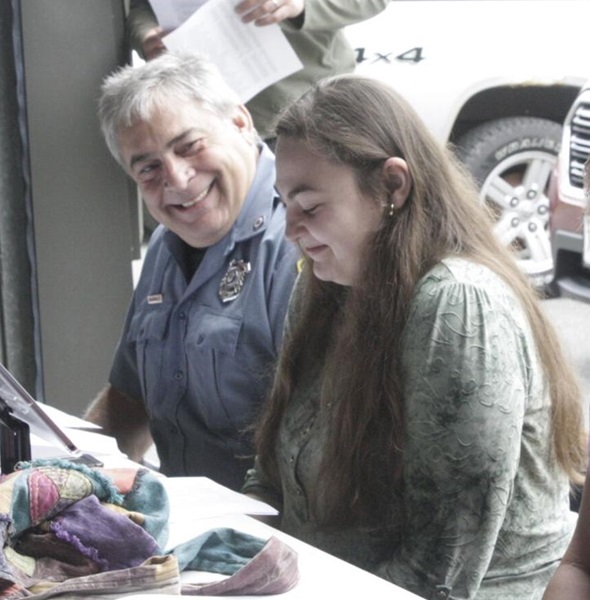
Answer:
[[242, 257, 576, 599]]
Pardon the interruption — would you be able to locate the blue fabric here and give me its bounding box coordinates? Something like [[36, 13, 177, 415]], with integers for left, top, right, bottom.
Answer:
[[168, 527, 266, 574], [110, 145, 299, 489]]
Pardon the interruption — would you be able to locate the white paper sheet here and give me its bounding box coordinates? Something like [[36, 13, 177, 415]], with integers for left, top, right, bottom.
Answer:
[[164, 476, 278, 523], [31, 428, 123, 459], [160, 0, 302, 102], [39, 403, 101, 430]]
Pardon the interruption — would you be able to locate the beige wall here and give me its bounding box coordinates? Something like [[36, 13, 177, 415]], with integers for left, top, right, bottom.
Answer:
[[12, 0, 136, 414]]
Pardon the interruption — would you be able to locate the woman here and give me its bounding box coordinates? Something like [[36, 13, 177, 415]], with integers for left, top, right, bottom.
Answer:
[[242, 75, 587, 599]]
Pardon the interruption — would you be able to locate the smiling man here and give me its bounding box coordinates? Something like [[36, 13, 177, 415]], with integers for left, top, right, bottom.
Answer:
[[85, 53, 299, 489]]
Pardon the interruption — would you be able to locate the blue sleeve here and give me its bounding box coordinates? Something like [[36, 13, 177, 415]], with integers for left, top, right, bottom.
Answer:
[[108, 291, 144, 404]]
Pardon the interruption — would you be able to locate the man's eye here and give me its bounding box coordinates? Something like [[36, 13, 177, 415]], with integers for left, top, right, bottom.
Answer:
[[178, 140, 203, 155], [136, 163, 160, 182], [302, 204, 319, 216]]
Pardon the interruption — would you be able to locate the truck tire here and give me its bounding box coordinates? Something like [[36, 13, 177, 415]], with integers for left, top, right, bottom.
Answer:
[[454, 116, 562, 287]]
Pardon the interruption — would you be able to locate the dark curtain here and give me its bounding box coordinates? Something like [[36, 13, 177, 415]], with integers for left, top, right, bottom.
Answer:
[[0, 0, 37, 396]]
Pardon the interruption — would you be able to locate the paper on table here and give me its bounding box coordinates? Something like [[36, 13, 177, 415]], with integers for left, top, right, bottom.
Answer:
[[39, 403, 101, 430], [164, 476, 278, 524], [162, 0, 302, 102], [31, 428, 123, 459]]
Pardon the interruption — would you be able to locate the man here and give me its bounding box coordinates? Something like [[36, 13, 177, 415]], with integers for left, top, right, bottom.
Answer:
[[85, 52, 299, 490], [127, 0, 391, 140]]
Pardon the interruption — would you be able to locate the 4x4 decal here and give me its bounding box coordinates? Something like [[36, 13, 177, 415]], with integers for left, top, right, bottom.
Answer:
[[355, 46, 425, 65]]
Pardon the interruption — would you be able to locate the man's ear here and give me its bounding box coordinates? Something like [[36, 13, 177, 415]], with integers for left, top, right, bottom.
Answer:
[[381, 157, 412, 209], [232, 105, 255, 136]]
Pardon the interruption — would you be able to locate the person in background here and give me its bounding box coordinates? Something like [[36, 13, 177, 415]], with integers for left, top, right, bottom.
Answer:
[[84, 52, 299, 490], [543, 159, 590, 599], [542, 468, 590, 598], [241, 74, 587, 598], [126, 0, 391, 141]]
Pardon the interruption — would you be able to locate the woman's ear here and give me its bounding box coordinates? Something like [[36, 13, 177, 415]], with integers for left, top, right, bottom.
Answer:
[[381, 157, 412, 209]]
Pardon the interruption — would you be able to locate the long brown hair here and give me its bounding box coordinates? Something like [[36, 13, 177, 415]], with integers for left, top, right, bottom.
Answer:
[[256, 75, 586, 525]]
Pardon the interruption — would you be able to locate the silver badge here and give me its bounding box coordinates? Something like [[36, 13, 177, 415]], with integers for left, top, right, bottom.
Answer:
[[219, 259, 251, 303]]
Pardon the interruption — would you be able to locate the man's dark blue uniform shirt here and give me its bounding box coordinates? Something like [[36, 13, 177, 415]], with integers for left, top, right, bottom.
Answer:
[[110, 145, 299, 490]]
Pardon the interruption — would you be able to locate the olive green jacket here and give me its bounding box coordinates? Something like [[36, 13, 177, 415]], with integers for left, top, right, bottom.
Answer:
[[127, 0, 391, 139]]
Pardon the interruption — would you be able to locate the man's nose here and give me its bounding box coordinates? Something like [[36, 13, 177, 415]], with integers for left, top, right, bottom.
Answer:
[[163, 158, 193, 190]]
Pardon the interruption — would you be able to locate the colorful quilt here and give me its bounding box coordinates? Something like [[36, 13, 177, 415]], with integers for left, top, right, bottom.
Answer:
[[0, 460, 298, 598]]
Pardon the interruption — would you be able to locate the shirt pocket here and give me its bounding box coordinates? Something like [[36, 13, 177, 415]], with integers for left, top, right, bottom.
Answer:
[[185, 312, 261, 436], [126, 302, 173, 406], [187, 312, 241, 357]]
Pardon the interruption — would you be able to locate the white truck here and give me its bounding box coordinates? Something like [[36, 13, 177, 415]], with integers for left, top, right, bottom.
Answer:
[[345, 0, 590, 285], [549, 79, 590, 302]]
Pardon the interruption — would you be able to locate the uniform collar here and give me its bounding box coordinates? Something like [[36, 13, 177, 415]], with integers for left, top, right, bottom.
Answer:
[[223, 142, 277, 253]]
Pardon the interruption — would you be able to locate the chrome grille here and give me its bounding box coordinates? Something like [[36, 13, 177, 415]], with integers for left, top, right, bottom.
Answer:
[[569, 102, 590, 188]]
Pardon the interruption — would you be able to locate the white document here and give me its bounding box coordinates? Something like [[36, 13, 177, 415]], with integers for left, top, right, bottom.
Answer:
[[39, 403, 101, 430], [164, 476, 278, 524], [160, 0, 302, 102], [31, 428, 124, 460]]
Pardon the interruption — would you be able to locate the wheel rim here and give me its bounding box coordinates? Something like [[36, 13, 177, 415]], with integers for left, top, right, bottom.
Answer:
[[479, 149, 555, 285]]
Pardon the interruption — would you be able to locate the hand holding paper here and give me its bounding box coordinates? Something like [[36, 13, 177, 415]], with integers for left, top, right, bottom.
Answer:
[[148, 0, 302, 102]]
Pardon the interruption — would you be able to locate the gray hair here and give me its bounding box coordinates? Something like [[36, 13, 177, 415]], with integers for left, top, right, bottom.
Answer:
[[98, 52, 243, 166]]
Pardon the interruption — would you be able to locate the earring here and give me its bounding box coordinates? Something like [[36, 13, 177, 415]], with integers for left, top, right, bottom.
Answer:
[[388, 201, 395, 217]]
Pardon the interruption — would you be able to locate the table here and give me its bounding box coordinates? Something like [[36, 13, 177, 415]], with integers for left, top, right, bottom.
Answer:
[[28, 407, 421, 599], [164, 512, 420, 599]]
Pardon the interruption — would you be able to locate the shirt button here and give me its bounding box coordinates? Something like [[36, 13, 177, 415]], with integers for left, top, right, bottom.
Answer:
[[178, 312, 186, 320], [174, 370, 184, 381], [253, 215, 265, 230], [289, 455, 295, 463]]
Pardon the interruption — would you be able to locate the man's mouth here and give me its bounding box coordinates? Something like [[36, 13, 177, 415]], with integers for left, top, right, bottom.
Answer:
[[179, 181, 214, 209]]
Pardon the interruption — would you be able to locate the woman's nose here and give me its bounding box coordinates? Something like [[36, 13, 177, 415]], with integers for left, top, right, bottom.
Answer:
[[284, 205, 303, 242]]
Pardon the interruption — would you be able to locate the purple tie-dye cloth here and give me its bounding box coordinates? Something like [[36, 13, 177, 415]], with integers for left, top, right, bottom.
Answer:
[[0, 460, 298, 598], [48, 494, 159, 571]]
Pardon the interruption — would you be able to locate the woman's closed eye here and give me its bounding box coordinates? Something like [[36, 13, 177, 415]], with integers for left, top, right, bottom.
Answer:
[[302, 204, 320, 216]]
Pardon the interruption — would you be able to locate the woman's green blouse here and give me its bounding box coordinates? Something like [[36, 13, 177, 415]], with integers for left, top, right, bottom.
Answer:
[[243, 258, 576, 600]]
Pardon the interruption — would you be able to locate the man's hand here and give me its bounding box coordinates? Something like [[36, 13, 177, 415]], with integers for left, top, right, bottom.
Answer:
[[235, 0, 305, 27], [84, 385, 153, 463]]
